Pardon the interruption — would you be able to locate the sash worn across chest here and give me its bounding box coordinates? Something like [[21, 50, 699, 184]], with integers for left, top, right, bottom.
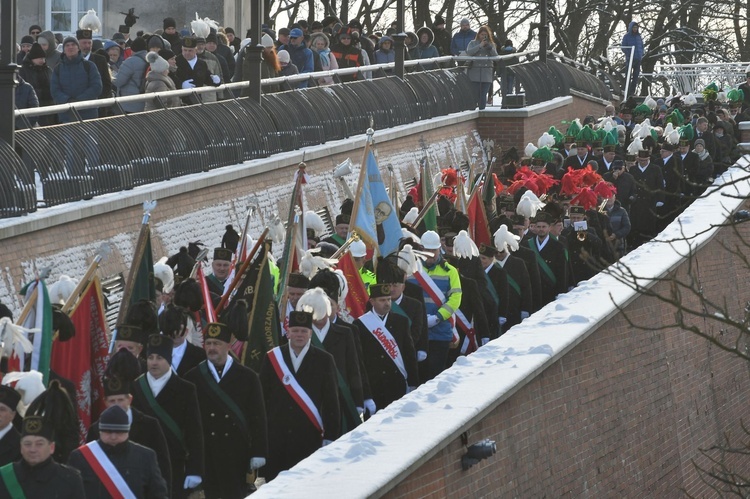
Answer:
[[359, 312, 407, 379], [528, 239, 556, 284], [268, 347, 324, 436], [412, 269, 459, 342], [78, 441, 137, 499], [137, 377, 187, 453], [455, 308, 477, 354], [197, 361, 248, 436], [0, 464, 25, 499]]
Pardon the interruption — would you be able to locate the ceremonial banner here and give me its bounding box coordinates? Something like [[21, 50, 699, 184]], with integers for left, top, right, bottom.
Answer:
[[335, 253, 368, 321], [364, 150, 402, 257], [276, 167, 308, 304], [117, 221, 155, 326], [420, 161, 438, 232], [467, 189, 492, 247], [51, 276, 109, 444], [242, 244, 280, 373], [16, 280, 53, 384]]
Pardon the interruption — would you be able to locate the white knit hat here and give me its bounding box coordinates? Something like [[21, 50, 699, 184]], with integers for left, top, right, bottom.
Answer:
[[146, 51, 169, 73]]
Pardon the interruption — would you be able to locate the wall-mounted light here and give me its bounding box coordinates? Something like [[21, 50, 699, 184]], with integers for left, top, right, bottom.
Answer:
[[461, 439, 496, 471]]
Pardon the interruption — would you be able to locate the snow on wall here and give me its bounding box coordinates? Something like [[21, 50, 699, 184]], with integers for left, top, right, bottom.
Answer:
[[252, 160, 750, 498]]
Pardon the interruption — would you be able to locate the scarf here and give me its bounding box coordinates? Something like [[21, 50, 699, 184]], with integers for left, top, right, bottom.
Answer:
[[694, 148, 709, 161], [317, 48, 332, 66]]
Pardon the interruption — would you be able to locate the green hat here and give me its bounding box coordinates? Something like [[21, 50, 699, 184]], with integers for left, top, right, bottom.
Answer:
[[547, 126, 564, 147], [727, 88, 744, 104], [575, 124, 596, 145], [665, 108, 685, 127], [602, 129, 618, 152], [678, 123, 695, 146], [531, 146, 554, 166], [633, 104, 652, 117], [703, 82, 719, 102], [565, 120, 581, 142], [592, 127, 607, 149]]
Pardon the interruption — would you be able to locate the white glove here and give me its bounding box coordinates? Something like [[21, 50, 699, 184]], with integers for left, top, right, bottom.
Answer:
[[322, 439, 333, 446], [417, 350, 427, 362], [356, 406, 363, 415], [655, 201, 664, 208], [364, 399, 376, 415], [184, 475, 202, 489], [181, 79, 195, 89], [499, 317, 507, 326], [521, 311, 529, 320], [210, 74, 220, 84], [427, 314, 440, 328], [250, 457, 266, 470], [481, 337, 490, 346]]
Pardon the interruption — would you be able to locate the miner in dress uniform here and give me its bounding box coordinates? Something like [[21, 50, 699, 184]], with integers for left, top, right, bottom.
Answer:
[[206, 248, 233, 296], [259, 311, 340, 481], [185, 321, 268, 499], [321, 213, 350, 247], [526, 211, 568, 307], [160, 303, 206, 376], [0, 386, 21, 467], [132, 334, 204, 497]]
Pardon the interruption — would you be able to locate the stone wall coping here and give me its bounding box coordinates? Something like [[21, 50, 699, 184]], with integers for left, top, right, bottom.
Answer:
[[252, 157, 750, 499], [478, 96, 572, 118], [0, 110, 479, 240]]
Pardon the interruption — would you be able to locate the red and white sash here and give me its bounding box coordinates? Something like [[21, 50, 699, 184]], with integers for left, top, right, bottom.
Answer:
[[78, 441, 136, 499], [268, 347, 323, 435], [412, 269, 459, 343], [359, 311, 407, 380], [455, 309, 477, 355]]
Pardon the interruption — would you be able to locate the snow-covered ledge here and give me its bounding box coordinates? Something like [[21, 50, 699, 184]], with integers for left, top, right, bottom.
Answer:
[[253, 157, 750, 499]]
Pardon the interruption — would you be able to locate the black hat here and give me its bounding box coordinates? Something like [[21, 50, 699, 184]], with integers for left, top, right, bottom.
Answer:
[[182, 36, 197, 48], [117, 324, 146, 345], [311, 21, 323, 30], [278, 27, 291, 36], [335, 213, 350, 225], [130, 36, 147, 52], [75, 29, 93, 40], [0, 302, 12, 319], [225, 27, 235, 35], [29, 25, 42, 34], [105, 348, 142, 382], [340, 198, 354, 216], [0, 385, 20, 411], [637, 149, 651, 158], [434, 15, 446, 26], [20, 35, 34, 46], [118, 25, 130, 34], [661, 142, 676, 152], [146, 334, 174, 363], [158, 48, 175, 60], [22, 416, 54, 441], [376, 256, 405, 284], [204, 322, 232, 343], [369, 283, 392, 299], [163, 17, 176, 29], [287, 272, 310, 289], [213, 247, 232, 262], [309, 269, 341, 302], [159, 303, 188, 338], [205, 33, 218, 43], [569, 205, 585, 216], [288, 311, 313, 329], [103, 376, 131, 397], [479, 244, 497, 258], [99, 405, 131, 433], [534, 211, 554, 224]]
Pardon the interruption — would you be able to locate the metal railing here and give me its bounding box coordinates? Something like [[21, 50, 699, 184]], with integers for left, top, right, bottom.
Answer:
[[643, 62, 749, 96]]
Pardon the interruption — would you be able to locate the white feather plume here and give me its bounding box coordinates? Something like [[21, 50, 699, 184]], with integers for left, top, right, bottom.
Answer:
[[644, 95, 657, 110], [296, 287, 331, 321], [0, 318, 35, 360], [78, 9, 102, 32], [185, 316, 203, 347], [203, 17, 219, 31], [663, 123, 675, 137], [300, 248, 338, 278], [305, 210, 326, 238], [400, 228, 421, 244], [524, 142, 538, 158], [681, 93, 697, 106], [453, 230, 479, 259], [601, 117, 614, 132], [537, 133, 555, 149], [191, 13, 210, 39], [717, 91, 728, 103], [1, 371, 45, 415], [627, 137, 644, 155], [154, 259, 175, 294], [397, 244, 423, 276], [516, 191, 545, 219], [636, 123, 652, 139], [334, 269, 348, 304], [402, 207, 419, 225], [268, 216, 285, 244], [494, 225, 520, 253], [48, 275, 78, 305], [666, 129, 680, 145]]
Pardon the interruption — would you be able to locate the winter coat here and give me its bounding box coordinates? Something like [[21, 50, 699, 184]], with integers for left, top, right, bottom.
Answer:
[[451, 29, 477, 55], [331, 42, 363, 82], [50, 53, 103, 122], [19, 59, 53, 106], [466, 39, 499, 83], [215, 43, 235, 78], [112, 50, 148, 113], [374, 47, 395, 65], [15, 75, 39, 129], [198, 51, 223, 102], [144, 71, 181, 111], [38, 31, 61, 70], [409, 27, 440, 68], [621, 22, 644, 60]]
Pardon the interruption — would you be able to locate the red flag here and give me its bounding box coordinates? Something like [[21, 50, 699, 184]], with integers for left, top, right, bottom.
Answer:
[[50, 276, 109, 444], [467, 189, 491, 247], [196, 270, 217, 323], [335, 252, 368, 320]]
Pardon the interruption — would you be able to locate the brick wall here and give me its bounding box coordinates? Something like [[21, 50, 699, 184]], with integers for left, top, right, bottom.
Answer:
[[384, 207, 750, 498]]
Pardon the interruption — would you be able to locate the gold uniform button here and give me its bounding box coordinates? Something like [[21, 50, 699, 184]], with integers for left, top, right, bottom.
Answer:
[[210, 413, 215, 417]]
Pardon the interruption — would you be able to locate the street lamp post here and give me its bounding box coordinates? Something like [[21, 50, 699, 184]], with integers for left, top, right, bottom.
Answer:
[[0, 0, 18, 148]]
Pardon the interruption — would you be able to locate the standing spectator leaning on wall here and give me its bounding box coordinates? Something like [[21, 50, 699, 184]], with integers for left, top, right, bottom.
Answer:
[[621, 22, 644, 96], [466, 25, 498, 110]]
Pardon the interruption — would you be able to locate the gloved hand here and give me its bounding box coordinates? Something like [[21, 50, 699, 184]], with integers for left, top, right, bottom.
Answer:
[[323, 439, 333, 446], [499, 317, 507, 326], [521, 311, 530, 320], [356, 406, 363, 416], [249, 457, 266, 470], [364, 399, 376, 415], [427, 314, 440, 328], [417, 350, 427, 362], [406, 386, 416, 394], [181, 79, 195, 89], [210, 74, 220, 84], [655, 201, 664, 208], [184, 475, 202, 489], [481, 337, 490, 346]]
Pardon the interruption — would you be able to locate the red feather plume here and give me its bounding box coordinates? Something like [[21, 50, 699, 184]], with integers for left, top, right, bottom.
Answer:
[[441, 168, 458, 187], [571, 188, 599, 210], [492, 173, 505, 195], [593, 181, 617, 199]]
